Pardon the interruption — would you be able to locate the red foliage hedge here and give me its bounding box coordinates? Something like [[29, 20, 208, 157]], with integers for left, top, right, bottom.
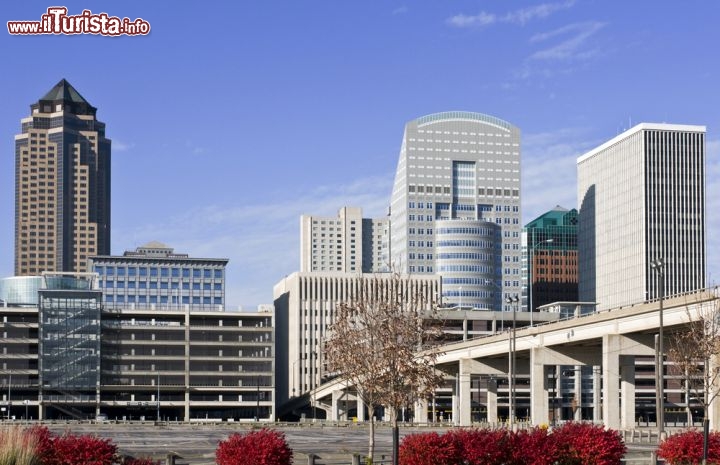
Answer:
[[25, 426, 117, 465], [216, 428, 293, 465], [658, 430, 720, 465], [399, 423, 626, 465]]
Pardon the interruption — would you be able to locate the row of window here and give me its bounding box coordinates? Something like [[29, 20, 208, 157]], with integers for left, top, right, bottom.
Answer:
[[408, 265, 433, 273], [95, 266, 223, 279], [101, 280, 222, 290], [105, 295, 222, 305]]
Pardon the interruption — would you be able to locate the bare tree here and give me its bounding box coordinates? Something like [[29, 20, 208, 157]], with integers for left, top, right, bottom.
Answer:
[[324, 273, 444, 465], [666, 297, 720, 464]]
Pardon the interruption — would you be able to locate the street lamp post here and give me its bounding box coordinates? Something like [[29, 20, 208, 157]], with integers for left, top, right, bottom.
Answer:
[[156, 372, 160, 422], [506, 295, 519, 428], [650, 258, 665, 440], [528, 238, 553, 326]]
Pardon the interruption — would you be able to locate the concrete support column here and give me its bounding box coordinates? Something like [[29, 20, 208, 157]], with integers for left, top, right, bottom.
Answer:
[[710, 354, 720, 430], [593, 365, 602, 423], [620, 355, 636, 429], [487, 379, 498, 424], [452, 375, 459, 425], [414, 397, 428, 424], [602, 335, 622, 430], [331, 390, 341, 421], [356, 397, 366, 422], [573, 367, 582, 421], [184, 389, 190, 422], [459, 359, 473, 426], [530, 348, 549, 426]]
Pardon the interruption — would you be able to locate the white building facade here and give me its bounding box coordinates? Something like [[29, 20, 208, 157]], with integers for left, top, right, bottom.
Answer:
[[389, 112, 521, 309], [273, 272, 440, 406], [300, 207, 390, 274], [577, 123, 706, 310]]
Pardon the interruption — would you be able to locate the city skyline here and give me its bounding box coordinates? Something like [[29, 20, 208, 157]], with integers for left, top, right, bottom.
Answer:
[[1, 2, 719, 306]]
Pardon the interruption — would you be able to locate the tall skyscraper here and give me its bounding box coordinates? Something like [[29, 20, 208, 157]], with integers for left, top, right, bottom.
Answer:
[[300, 207, 390, 273], [389, 111, 521, 310], [523, 206, 578, 313], [15, 79, 111, 275], [577, 123, 706, 310]]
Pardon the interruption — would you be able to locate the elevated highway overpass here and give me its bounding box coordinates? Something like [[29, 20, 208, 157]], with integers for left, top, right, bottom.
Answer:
[[308, 287, 719, 430]]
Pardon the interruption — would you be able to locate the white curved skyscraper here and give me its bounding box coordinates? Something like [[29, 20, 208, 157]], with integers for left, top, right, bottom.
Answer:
[[389, 112, 521, 310]]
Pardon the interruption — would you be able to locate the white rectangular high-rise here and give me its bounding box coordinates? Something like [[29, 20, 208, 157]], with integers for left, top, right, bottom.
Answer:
[[300, 207, 390, 273], [577, 123, 706, 310]]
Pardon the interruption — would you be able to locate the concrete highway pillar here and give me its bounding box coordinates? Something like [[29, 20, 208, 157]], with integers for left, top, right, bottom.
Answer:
[[572, 366, 582, 421], [414, 397, 428, 424], [530, 347, 549, 426], [710, 354, 720, 430], [602, 334, 622, 430], [331, 390, 341, 421], [459, 359, 473, 426], [356, 397, 366, 422], [620, 355, 636, 429], [487, 378, 498, 424], [593, 365, 602, 423]]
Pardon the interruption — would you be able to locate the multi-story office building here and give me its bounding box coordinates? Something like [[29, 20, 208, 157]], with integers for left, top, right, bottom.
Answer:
[[577, 123, 706, 310], [88, 242, 227, 311], [524, 206, 579, 313], [273, 272, 440, 409], [0, 273, 275, 421], [389, 111, 521, 309], [15, 79, 111, 276], [300, 207, 390, 273]]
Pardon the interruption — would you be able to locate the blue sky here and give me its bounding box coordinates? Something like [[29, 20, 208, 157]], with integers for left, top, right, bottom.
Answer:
[[1, 1, 718, 306]]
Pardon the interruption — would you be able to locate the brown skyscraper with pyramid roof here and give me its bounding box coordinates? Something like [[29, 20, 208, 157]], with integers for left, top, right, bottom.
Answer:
[[14, 79, 111, 275]]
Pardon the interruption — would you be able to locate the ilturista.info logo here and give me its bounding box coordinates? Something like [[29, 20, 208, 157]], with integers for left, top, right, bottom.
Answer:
[[8, 7, 151, 36]]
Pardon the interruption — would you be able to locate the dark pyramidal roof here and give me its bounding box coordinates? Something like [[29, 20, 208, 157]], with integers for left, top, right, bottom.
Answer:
[[36, 79, 96, 115], [41, 78, 90, 104]]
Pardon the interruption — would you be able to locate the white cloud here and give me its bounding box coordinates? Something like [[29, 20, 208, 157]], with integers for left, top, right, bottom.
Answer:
[[529, 21, 606, 61], [112, 140, 135, 151], [446, 12, 497, 28], [113, 174, 394, 307], [447, 1, 574, 28]]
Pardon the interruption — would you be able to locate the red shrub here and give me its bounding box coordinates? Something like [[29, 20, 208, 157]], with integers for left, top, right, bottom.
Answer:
[[49, 434, 117, 465], [505, 428, 558, 465], [552, 422, 626, 465], [399, 432, 461, 465], [28, 425, 56, 464], [658, 430, 720, 465], [216, 429, 293, 465], [450, 429, 509, 465]]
